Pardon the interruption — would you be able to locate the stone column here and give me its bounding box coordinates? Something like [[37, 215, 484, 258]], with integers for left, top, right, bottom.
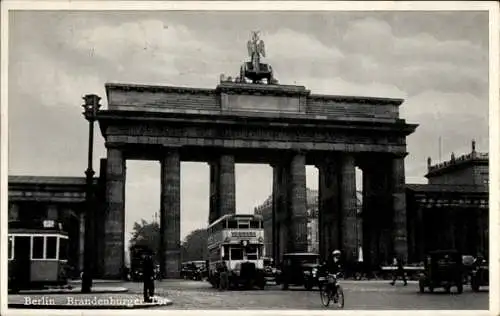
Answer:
[[391, 155, 408, 263], [160, 148, 181, 279], [339, 153, 358, 264], [103, 146, 126, 279], [218, 154, 236, 217], [415, 204, 425, 262], [476, 207, 487, 257], [9, 203, 20, 222], [288, 152, 308, 253], [278, 163, 290, 261], [208, 161, 220, 224], [271, 164, 280, 262], [46, 204, 59, 220], [361, 169, 374, 266], [318, 157, 340, 260], [79, 212, 85, 273]]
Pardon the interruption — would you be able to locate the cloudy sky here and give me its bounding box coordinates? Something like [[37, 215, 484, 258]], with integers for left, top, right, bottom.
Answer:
[[8, 10, 490, 242]]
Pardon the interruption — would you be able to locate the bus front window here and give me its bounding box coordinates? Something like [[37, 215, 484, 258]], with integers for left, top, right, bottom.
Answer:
[[246, 245, 259, 260], [222, 245, 230, 260], [230, 247, 243, 260], [250, 220, 261, 229]]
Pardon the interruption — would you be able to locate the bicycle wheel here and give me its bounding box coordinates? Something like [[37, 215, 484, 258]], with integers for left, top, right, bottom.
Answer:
[[320, 284, 331, 307], [333, 285, 345, 309]]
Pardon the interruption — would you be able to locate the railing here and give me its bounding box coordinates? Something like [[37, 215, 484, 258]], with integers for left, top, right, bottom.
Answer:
[[428, 152, 489, 172]]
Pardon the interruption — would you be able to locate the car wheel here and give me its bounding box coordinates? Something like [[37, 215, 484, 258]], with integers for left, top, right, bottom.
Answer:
[[457, 283, 463, 294], [305, 281, 313, 291], [418, 280, 425, 293], [281, 282, 289, 290], [471, 279, 480, 292]]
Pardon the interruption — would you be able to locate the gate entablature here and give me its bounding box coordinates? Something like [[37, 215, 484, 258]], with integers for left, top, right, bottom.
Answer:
[[99, 82, 417, 157], [104, 81, 405, 122]]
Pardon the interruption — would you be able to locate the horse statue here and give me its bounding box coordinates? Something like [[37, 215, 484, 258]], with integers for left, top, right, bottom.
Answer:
[[240, 31, 276, 84]]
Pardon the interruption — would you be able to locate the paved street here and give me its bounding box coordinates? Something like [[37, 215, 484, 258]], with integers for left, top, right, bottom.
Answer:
[[114, 279, 488, 310]]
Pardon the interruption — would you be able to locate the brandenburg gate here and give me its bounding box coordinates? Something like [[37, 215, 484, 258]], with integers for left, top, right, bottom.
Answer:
[[93, 33, 417, 278]]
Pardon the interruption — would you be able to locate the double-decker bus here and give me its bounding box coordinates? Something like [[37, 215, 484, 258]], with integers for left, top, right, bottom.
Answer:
[[8, 220, 70, 292], [207, 214, 266, 290]]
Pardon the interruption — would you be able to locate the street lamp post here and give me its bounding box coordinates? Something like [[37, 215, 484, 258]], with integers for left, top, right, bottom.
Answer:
[[81, 94, 102, 293]]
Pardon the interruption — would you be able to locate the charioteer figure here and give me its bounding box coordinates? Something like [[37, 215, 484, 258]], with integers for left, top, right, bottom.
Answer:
[[239, 31, 277, 84]]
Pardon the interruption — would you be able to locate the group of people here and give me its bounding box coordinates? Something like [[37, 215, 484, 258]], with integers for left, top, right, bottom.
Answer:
[[322, 250, 408, 286]]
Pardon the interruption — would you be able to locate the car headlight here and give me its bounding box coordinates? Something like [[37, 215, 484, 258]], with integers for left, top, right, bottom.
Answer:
[[304, 271, 311, 275]]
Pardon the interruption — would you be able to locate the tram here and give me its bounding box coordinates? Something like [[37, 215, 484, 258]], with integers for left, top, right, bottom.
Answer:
[[8, 220, 70, 292]]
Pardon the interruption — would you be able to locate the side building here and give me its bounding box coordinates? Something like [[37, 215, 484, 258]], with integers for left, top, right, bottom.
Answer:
[[406, 140, 489, 262], [8, 160, 108, 278]]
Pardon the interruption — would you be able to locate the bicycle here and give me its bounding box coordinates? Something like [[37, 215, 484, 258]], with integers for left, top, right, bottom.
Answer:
[[319, 273, 345, 308]]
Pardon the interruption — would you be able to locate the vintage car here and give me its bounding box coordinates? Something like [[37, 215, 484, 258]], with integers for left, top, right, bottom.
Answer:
[[181, 261, 207, 280], [276, 252, 322, 290], [263, 257, 278, 282], [418, 250, 464, 294], [461, 255, 476, 284], [470, 258, 488, 292]]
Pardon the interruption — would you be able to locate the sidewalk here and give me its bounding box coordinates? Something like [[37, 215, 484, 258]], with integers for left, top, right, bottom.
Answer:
[[13, 286, 129, 295], [69, 279, 124, 284], [9, 294, 173, 309]]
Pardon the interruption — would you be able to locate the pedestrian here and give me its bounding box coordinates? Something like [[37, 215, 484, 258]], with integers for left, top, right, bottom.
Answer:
[[390, 256, 407, 286], [142, 253, 155, 303], [219, 261, 229, 290]]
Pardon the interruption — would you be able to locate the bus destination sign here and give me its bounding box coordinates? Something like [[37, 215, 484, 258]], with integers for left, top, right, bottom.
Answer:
[[231, 231, 257, 238]]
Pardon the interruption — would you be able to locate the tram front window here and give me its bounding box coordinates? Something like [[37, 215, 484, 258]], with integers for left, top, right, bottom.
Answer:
[[59, 238, 68, 260], [46, 236, 57, 259], [32, 236, 44, 259]]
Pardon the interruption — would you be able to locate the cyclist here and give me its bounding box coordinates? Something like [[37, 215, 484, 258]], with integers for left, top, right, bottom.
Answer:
[[324, 250, 342, 297], [328, 250, 342, 274]]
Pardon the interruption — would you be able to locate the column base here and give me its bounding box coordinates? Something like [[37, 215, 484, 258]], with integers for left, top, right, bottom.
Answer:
[[163, 250, 181, 279]]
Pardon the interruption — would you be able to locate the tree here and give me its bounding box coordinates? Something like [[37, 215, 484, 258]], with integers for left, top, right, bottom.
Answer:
[[181, 228, 208, 261], [129, 219, 207, 263], [129, 219, 160, 258]]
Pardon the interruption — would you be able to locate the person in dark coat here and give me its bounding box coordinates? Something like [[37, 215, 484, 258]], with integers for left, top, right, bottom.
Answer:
[[327, 250, 343, 275], [142, 253, 155, 302], [390, 256, 407, 286]]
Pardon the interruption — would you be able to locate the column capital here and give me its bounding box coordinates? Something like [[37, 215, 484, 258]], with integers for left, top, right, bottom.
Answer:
[[314, 154, 338, 169], [104, 142, 125, 149], [289, 148, 308, 156], [160, 145, 181, 155], [392, 152, 409, 159]]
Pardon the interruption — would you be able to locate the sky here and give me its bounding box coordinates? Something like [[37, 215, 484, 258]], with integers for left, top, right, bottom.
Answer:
[[8, 10, 490, 242]]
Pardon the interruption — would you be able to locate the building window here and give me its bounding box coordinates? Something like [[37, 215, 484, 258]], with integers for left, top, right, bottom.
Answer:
[[45, 236, 58, 259], [32, 236, 44, 259]]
